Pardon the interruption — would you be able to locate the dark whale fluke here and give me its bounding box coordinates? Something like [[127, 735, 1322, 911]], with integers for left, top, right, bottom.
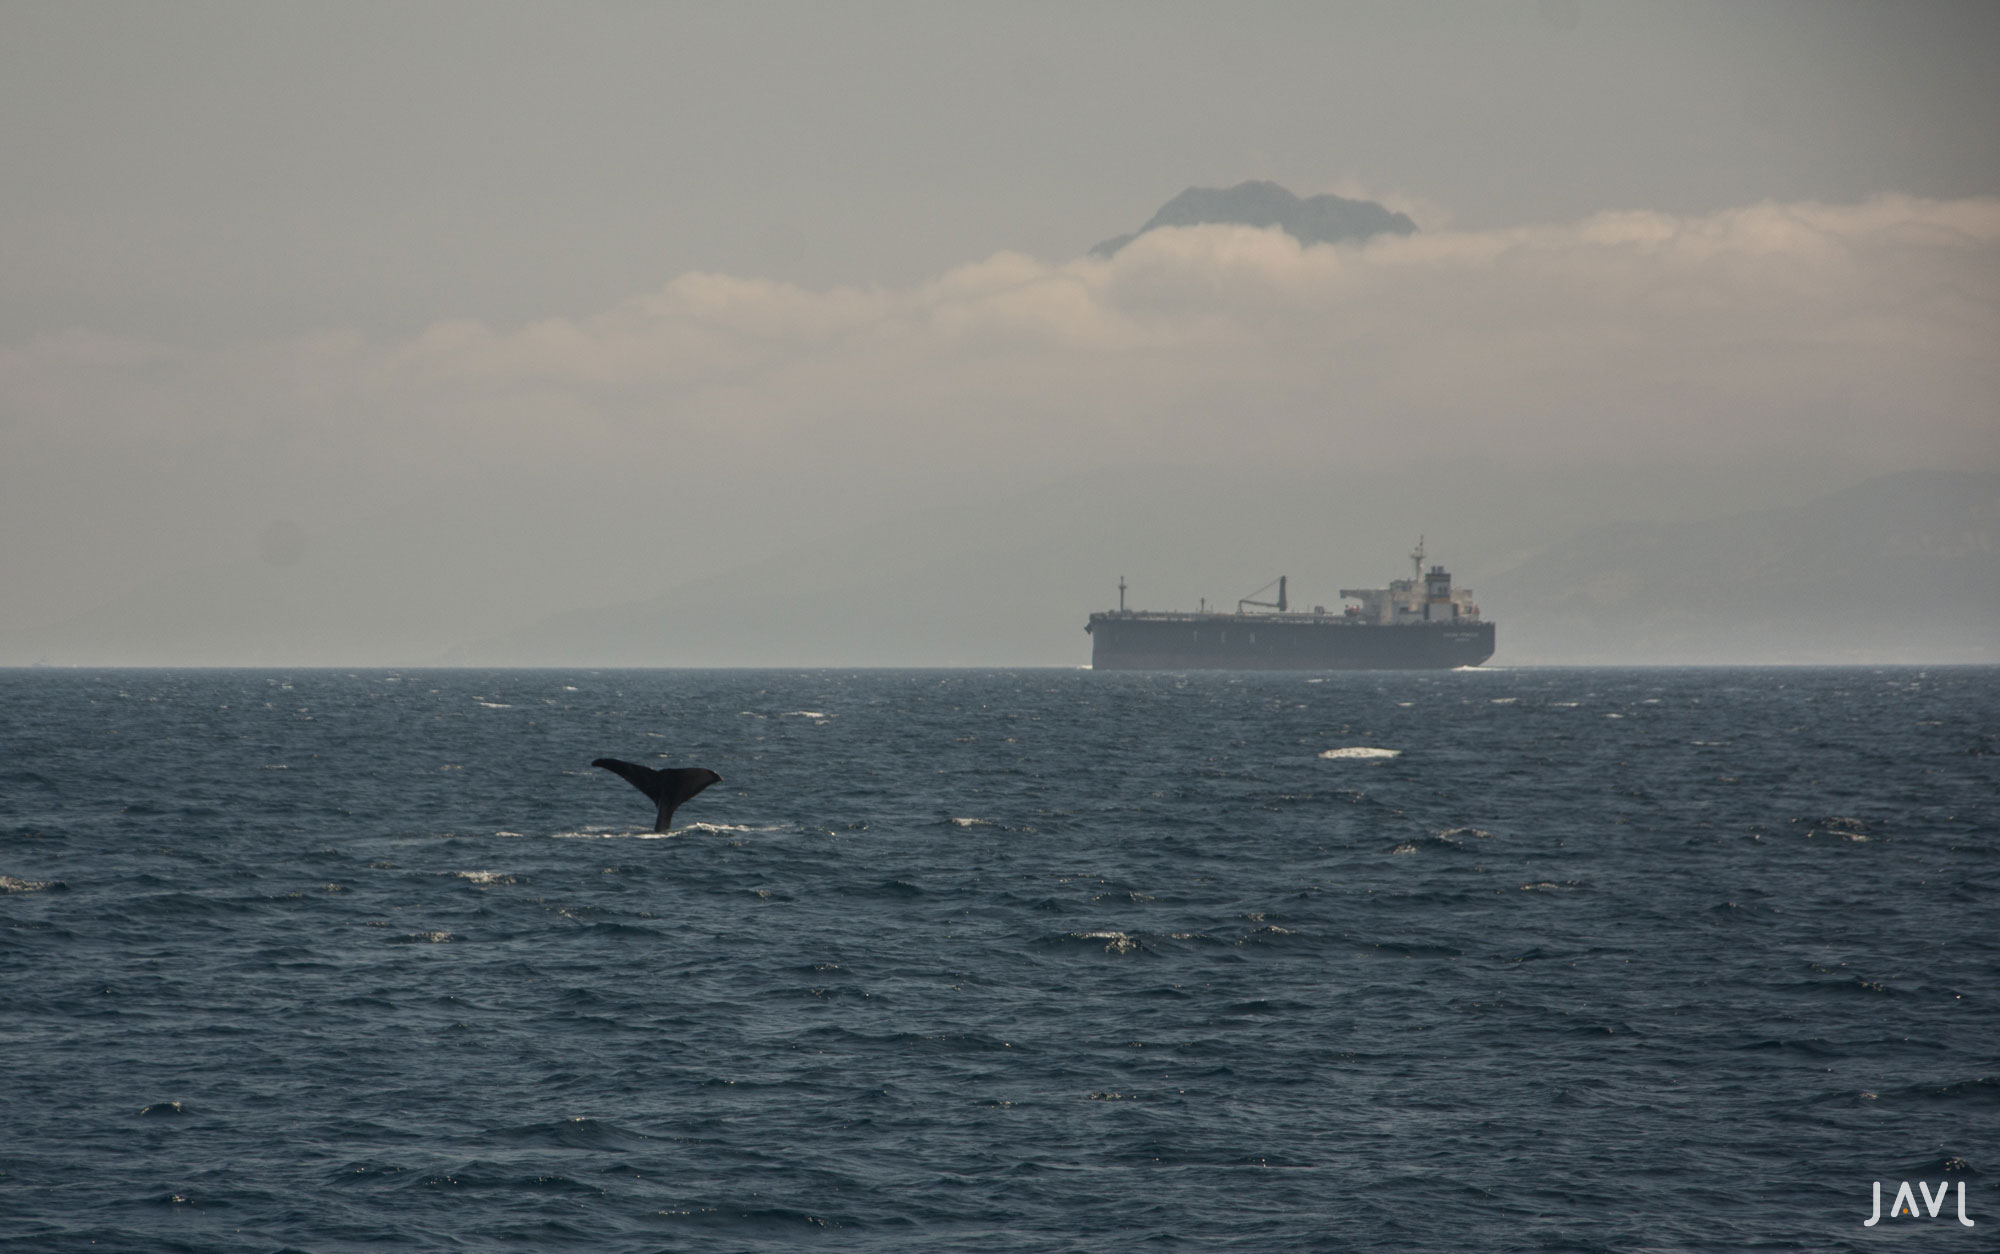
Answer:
[[592, 759, 722, 832]]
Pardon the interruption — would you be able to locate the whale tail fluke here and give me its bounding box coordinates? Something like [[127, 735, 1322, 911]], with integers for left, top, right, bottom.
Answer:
[[592, 758, 722, 832]]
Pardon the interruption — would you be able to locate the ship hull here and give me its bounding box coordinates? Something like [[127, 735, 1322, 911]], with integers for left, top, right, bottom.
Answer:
[[1087, 614, 1494, 671]]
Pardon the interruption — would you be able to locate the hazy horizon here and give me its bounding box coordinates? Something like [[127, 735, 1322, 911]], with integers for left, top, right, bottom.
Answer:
[[4, 2, 1996, 666]]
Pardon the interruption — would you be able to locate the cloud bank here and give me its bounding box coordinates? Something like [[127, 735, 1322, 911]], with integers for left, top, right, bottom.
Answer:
[[4, 195, 1996, 632], [11, 195, 1997, 470]]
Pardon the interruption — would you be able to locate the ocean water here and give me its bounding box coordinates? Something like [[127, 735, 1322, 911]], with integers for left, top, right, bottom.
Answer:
[[1, 666, 1994, 1252]]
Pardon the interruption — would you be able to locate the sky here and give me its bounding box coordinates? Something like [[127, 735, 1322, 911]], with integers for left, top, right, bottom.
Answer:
[[2, 1, 1997, 664]]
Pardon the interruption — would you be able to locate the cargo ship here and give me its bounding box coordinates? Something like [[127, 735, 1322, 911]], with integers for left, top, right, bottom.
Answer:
[[1086, 540, 1494, 670]]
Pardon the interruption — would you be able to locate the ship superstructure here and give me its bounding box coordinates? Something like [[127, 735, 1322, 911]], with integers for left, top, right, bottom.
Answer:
[[1338, 538, 1484, 625], [1085, 539, 1495, 671]]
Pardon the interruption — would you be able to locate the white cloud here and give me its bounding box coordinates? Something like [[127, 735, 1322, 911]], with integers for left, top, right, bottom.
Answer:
[[5, 194, 1996, 523]]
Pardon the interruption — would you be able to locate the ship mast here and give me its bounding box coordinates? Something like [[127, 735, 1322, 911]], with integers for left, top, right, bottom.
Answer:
[[1118, 575, 1126, 614], [1410, 535, 1426, 584]]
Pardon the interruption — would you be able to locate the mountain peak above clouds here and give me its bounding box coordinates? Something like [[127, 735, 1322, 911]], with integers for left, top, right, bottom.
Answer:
[[1090, 180, 1417, 257]]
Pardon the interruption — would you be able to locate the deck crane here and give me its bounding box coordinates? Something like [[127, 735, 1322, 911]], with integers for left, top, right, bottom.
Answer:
[[1238, 576, 1288, 614]]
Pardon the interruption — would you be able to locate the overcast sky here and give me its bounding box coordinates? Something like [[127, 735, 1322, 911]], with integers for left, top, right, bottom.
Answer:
[[2, 1, 1996, 660]]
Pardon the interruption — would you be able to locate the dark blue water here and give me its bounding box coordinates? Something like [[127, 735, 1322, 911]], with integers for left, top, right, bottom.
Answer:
[[2, 667, 1995, 1252]]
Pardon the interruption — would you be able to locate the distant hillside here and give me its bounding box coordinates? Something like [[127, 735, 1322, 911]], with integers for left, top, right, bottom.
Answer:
[[460, 467, 1998, 668], [1091, 180, 1416, 257], [1482, 470, 2000, 664], [7, 465, 1989, 667]]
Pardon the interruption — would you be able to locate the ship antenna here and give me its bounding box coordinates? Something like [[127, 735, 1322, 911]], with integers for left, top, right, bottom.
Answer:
[[1410, 535, 1426, 583], [1118, 575, 1126, 614]]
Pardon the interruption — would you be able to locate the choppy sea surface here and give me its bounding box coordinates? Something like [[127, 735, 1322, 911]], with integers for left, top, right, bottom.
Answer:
[[2, 667, 1995, 1252]]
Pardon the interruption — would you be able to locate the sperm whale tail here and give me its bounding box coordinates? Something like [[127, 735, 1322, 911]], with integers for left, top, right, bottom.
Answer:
[[592, 758, 722, 832]]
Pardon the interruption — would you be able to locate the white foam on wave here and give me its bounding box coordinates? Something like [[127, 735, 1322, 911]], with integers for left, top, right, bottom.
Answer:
[[550, 823, 658, 840], [950, 817, 994, 828], [1319, 747, 1402, 760], [450, 870, 516, 885], [1394, 830, 1476, 855], [1075, 930, 1140, 954], [550, 821, 785, 840], [0, 875, 59, 893], [474, 701, 512, 709], [782, 710, 831, 720], [1802, 816, 1870, 842]]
